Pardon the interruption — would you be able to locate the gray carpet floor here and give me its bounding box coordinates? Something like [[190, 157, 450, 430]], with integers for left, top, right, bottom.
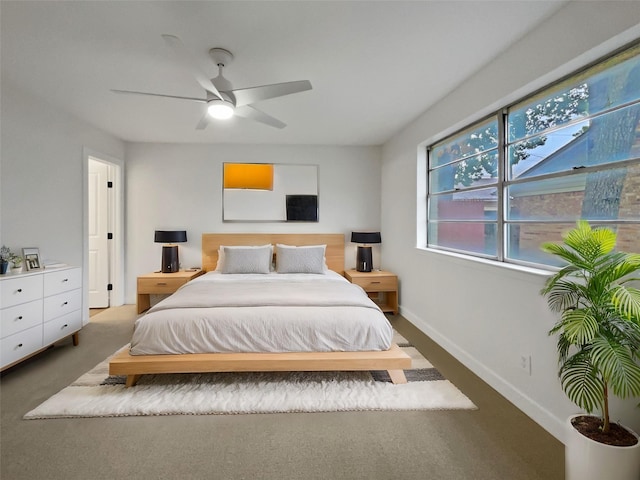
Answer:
[[1, 306, 563, 479]]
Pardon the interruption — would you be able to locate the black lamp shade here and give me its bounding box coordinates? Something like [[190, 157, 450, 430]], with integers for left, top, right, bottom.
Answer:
[[351, 232, 381, 244], [154, 230, 187, 243], [154, 230, 187, 273]]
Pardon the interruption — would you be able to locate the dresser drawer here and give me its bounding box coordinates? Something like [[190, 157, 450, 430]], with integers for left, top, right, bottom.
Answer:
[[43, 288, 82, 322], [138, 277, 188, 294], [0, 275, 43, 309], [44, 268, 82, 297], [1, 299, 43, 338], [1, 324, 42, 368], [43, 311, 82, 346], [350, 276, 397, 292]]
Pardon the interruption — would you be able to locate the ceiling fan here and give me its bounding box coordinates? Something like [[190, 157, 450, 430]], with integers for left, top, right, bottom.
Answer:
[[112, 34, 312, 130]]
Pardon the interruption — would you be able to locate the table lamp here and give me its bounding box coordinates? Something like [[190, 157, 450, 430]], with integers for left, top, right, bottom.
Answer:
[[350, 232, 381, 272], [154, 230, 187, 273]]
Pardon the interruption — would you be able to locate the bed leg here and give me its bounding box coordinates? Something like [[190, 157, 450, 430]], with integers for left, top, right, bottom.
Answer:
[[387, 369, 407, 384], [125, 375, 142, 388]]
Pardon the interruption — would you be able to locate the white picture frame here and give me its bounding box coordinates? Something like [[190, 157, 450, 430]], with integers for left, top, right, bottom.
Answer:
[[22, 247, 43, 271]]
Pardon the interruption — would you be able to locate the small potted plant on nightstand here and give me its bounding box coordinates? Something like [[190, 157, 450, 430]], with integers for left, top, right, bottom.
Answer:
[[540, 220, 640, 480], [0, 245, 11, 274]]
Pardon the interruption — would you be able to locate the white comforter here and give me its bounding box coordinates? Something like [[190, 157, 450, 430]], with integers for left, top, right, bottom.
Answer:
[[130, 271, 393, 355]]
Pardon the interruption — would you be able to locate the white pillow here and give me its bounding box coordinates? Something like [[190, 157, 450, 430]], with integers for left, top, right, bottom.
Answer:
[[216, 244, 273, 271], [275, 244, 327, 274], [220, 245, 273, 274]]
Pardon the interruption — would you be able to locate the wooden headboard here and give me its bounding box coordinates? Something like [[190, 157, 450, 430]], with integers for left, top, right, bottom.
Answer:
[[202, 233, 345, 274]]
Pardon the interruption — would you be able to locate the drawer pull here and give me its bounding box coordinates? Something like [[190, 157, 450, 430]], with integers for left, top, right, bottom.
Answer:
[[63, 301, 69, 306], [371, 281, 381, 284], [62, 278, 69, 282], [156, 282, 167, 286], [62, 324, 69, 329], [16, 288, 23, 293], [17, 343, 23, 348], [17, 316, 23, 320]]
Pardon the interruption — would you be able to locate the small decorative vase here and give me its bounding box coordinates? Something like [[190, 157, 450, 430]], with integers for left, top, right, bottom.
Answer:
[[11, 266, 23, 274], [0, 261, 8, 274]]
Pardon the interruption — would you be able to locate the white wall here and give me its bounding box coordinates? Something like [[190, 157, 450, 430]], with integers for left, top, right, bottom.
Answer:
[[125, 143, 381, 303], [381, 2, 640, 442], [1, 80, 125, 323]]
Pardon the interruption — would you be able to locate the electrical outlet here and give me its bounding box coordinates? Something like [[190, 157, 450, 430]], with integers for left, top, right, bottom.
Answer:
[[520, 355, 532, 375]]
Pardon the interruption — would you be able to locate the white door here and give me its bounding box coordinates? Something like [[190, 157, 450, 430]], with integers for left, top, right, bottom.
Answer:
[[88, 159, 110, 308]]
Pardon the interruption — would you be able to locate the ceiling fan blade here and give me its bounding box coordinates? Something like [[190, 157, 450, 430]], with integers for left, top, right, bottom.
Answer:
[[235, 105, 286, 129], [111, 89, 205, 103], [195, 110, 211, 130], [161, 34, 224, 101], [232, 80, 312, 107]]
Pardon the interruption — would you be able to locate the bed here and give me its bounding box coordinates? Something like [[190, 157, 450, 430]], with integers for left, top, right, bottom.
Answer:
[[109, 233, 411, 386]]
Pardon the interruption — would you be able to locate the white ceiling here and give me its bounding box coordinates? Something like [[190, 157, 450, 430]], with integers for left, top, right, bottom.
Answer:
[[1, 1, 568, 146]]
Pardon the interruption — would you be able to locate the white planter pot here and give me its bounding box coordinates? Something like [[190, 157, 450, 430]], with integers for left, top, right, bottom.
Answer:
[[566, 414, 640, 480]]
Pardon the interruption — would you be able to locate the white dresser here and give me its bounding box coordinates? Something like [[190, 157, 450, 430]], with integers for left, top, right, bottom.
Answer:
[[1, 266, 82, 370]]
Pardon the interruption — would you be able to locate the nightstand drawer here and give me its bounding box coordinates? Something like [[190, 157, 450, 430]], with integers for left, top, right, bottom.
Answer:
[[138, 277, 188, 294], [350, 276, 397, 291], [136, 270, 204, 314], [344, 270, 399, 315]]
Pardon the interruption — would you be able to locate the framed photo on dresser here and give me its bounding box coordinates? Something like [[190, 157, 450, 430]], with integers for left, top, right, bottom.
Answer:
[[22, 247, 42, 271]]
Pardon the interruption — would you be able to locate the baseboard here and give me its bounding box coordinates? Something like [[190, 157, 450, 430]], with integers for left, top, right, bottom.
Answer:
[[399, 305, 566, 443]]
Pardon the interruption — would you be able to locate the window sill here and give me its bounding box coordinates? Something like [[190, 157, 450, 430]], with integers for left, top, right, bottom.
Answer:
[[416, 247, 553, 278]]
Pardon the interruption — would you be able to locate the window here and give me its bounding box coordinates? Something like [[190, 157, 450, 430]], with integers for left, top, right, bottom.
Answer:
[[427, 42, 640, 268], [428, 117, 500, 257]]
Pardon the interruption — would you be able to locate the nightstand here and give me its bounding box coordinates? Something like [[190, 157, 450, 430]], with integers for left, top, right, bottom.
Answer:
[[137, 270, 205, 314], [344, 270, 398, 315]]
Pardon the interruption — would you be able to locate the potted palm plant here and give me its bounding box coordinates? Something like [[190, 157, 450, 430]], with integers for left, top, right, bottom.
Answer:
[[540, 220, 640, 480]]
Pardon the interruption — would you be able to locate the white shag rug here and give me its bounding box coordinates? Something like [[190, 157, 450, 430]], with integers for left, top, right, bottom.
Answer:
[[24, 335, 476, 419]]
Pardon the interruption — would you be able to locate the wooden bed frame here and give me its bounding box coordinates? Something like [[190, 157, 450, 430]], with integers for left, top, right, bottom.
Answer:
[[109, 233, 411, 387]]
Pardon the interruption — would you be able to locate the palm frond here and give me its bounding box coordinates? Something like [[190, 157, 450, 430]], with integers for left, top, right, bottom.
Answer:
[[613, 253, 640, 283], [561, 221, 618, 265], [605, 316, 640, 348], [590, 227, 617, 256], [540, 243, 590, 270], [591, 336, 640, 398], [611, 285, 640, 321], [562, 220, 592, 248], [561, 309, 599, 345], [542, 280, 581, 313], [560, 352, 604, 414], [554, 333, 572, 365]]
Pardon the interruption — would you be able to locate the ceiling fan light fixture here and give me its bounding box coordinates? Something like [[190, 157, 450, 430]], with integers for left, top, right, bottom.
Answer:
[[207, 99, 235, 119]]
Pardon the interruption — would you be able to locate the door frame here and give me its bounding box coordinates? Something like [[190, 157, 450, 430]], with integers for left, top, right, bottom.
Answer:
[[83, 148, 124, 323]]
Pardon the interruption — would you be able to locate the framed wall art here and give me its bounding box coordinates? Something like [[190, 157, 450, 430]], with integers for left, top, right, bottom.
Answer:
[[223, 163, 319, 222]]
